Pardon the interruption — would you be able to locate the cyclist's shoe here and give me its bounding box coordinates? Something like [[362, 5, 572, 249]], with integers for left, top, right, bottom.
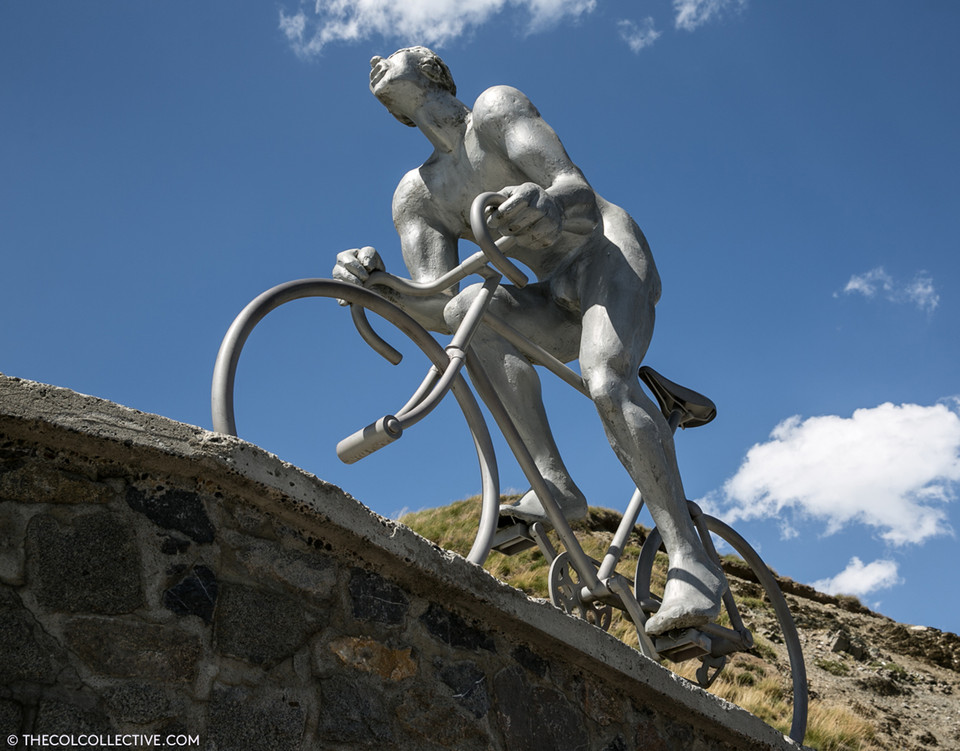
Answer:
[[644, 557, 725, 636], [499, 487, 587, 525]]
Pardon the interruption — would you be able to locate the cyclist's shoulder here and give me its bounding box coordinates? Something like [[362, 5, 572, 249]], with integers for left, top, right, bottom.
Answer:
[[472, 85, 542, 129], [391, 168, 446, 226], [393, 168, 428, 205]]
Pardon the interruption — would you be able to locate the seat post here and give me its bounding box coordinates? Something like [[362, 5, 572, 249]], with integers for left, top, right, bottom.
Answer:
[[667, 407, 684, 435]]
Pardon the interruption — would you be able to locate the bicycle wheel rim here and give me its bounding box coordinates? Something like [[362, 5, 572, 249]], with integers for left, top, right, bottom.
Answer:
[[635, 516, 808, 744], [210, 278, 501, 565]]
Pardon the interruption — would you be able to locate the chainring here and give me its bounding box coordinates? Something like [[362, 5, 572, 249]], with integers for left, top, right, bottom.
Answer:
[[548, 551, 613, 631]]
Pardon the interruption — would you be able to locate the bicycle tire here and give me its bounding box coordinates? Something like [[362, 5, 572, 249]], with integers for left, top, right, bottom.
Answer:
[[211, 278, 502, 565], [634, 512, 808, 744]]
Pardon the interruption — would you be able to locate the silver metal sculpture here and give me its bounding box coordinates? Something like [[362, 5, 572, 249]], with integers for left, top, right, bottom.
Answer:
[[211, 48, 808, 743], [335, 47, 724, 638]]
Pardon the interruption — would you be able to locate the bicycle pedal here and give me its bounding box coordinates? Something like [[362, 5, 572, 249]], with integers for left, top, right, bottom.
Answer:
[[654, 628, 713, 663], [491, 520, 537, 555]]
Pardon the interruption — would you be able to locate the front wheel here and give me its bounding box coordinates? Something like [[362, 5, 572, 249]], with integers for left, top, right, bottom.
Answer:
[[635, 511, 808, 744], [210, 278, 502, 565]]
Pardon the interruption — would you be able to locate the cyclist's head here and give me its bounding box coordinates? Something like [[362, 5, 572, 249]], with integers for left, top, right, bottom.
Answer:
[[398, 46, 456, 97], [370, 47, 457, 127]]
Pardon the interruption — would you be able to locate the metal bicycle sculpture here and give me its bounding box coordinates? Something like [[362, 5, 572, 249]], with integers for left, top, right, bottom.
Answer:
[[211, 193, 808, 743]]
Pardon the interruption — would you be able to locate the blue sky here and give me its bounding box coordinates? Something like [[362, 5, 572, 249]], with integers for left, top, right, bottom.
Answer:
[[2, 1, 958, 634]]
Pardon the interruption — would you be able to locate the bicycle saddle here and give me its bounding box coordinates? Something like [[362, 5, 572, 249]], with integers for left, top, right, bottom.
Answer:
[[639, 366, 717, 429]]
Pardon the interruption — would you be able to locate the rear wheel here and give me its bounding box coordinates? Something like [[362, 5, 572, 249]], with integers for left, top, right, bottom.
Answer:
[[635, 509, 808, 744]]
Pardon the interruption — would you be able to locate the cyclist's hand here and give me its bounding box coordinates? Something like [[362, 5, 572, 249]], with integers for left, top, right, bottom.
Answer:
[[487, 183, 562, 249], [333, 246, 385, 304]]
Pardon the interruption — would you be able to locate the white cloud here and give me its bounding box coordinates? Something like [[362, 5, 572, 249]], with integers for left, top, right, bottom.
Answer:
[[617, 18, 661, 53], [279, 10, 307, 44], [903, 274, 940, 312], [525, 0, 597, 32], [842, 266, 893, 298], [839, 266, 940, 313], [280, 0, 596, 56], [812, 557, 902, 597], [673, 0, 747, 31], [710, 401, 960, 546]]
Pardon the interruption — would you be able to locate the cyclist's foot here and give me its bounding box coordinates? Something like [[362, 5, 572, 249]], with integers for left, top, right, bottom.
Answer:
[[644, 555, 726, 636], [499, 485, 587, 524]]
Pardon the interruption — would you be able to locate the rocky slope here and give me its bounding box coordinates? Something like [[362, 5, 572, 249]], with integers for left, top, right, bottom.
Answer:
[[753, 571, 959, 750], [401, 501, 960, 751]]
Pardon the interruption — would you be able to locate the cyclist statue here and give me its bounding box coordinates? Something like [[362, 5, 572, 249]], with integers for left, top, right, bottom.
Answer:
[[333, 47, 724, 636]]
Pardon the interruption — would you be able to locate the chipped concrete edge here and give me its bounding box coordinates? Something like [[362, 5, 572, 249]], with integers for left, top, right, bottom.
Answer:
[[0, 374, 808, 750]]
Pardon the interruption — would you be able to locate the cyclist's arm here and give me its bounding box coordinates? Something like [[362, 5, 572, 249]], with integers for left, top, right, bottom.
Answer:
[[474, 86, 600, 241], [386, 172, 459, 334]]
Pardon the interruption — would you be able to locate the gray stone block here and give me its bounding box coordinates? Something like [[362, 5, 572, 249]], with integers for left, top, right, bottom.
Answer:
[[35, 698, 113, 736], [163, 564, 219, 623], [0, 503, 28, 584], [601, 736, 628, 751], [206, 685, 305, 751], [317, 673, 393, 746], [0, 699, 23, 738], [493, 666, 589, 751], [27, 510, 142, 614], [420, 603, 495, 652], [230, 539, 337, 601], [438, 660, 490, 719], [213, 583, 318, 667], [0, 453, 113, 505], [0, 587, 66, 685], [125, 486, 214, 543], [65, 616, 202, 682], [395, 685, 491, 751], [102, 682, 175, 725], [348, 568, 409, 625], [511, 643, 548, 678]]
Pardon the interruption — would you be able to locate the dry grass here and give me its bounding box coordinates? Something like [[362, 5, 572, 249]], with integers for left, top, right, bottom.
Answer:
[[802, 705, 879, 751]]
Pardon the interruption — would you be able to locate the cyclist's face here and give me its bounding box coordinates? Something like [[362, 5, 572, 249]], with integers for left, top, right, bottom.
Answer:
[[372, 47, 460, 132], [369, 50, 426, 96]]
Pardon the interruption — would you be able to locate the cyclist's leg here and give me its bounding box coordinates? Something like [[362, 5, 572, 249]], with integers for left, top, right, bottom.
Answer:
[[576, 238, 725, 636], [443, 282, 588, 521]]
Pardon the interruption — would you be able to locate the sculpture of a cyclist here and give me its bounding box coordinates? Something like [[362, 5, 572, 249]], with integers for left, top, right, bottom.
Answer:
[[333, 47, 724, 636]]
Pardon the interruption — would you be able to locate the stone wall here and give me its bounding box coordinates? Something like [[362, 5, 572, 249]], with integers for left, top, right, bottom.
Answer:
[[0, 374, 805, 750]]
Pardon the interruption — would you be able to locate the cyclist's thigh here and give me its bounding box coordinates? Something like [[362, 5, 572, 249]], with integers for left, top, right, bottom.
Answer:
[[577, 242, 657, 373], [447, 281, 581, 362]]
